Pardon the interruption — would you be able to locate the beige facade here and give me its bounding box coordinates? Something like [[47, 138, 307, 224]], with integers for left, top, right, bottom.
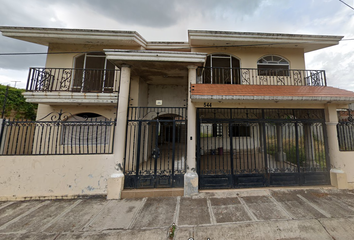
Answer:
[[1, 27, 354, 200], [0, 155, 115, 201]]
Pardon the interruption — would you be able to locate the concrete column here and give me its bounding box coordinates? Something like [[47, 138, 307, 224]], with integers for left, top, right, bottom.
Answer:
[[107, 65, 131, 199], [184, 65, 198, 197], [325, 103, 348, 189]]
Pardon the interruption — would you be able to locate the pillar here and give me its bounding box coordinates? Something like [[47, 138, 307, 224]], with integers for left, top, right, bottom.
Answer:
[[325, 103, 348, 189], [184, 65, 198, 196], [107, 65, 131, 199]]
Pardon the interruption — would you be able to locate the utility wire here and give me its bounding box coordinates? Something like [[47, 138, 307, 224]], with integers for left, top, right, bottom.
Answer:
[[339, 0, 354, 11]]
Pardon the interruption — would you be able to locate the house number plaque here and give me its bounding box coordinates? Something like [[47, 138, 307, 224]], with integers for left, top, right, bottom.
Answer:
[[203, 102, 212, 108]]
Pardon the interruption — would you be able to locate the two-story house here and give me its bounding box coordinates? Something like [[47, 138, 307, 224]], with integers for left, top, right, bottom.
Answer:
[[1, 27, 354, 200]]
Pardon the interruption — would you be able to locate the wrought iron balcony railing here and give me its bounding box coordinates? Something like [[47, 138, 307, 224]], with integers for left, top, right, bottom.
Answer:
[[26, 68, 120, 93], [196, 67, 327, 86]]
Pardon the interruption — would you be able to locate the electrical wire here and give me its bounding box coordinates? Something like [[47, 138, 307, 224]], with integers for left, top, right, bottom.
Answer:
[[339, 0, 354, 11]]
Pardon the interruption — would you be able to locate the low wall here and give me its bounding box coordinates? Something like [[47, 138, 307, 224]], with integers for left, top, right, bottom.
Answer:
[[331, 151, 354, 188], [0, 154, 116, 201]]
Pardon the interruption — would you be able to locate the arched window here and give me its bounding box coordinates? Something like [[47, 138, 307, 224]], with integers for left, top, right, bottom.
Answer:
[[257, 55, 289, 76], [202, 54, 240, 84], [73, 52, 117, 93], [61, 112, 112, 146]]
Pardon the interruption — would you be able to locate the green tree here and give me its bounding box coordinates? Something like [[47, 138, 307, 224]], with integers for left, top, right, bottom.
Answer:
[[0, 84, 37, 120]]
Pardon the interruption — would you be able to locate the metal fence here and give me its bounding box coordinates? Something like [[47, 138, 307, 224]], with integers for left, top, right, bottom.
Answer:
[[0, 117, 115, 155], [197, 108, 329, 189], [124, 107, 187, 189], [26, 68, 120, 93], [196, 67, 327, 86], [337, 109, 354, 151]]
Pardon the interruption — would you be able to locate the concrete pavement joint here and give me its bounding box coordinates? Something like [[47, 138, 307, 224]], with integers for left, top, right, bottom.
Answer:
[[316, 219, 336, 240], [127, 197, 147, 230], [40, 199, 83, 232], [0, 202, 14, 211], [52, 232, 62, 240], [0, 200, 51, 231], [297, 194, 331, 218], [173, 196, 180, 226], [237, 196, 258, 221], [207, 198, 217, 225], [267, 195, 294, 219], [82, 200, 110, 231]]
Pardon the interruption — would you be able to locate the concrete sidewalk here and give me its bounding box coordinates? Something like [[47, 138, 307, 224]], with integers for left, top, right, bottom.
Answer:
[[1, 187, 354, 239]]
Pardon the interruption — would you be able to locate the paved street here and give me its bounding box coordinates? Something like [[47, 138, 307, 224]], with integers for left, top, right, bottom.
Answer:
[[1, 187, 354, 239]]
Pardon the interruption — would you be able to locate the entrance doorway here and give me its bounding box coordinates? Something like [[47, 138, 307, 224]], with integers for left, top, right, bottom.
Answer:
[[124, 107, 187, 189]]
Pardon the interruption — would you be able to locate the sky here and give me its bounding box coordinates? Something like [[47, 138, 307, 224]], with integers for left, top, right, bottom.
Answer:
[[0, 0, 354, 90]]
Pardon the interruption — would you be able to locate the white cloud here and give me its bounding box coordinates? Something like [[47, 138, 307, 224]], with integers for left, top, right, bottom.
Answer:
[[0, 69, 28, 89], [0, 0, 354, 90]]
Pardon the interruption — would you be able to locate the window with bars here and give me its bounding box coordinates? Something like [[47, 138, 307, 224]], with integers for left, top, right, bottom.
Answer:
[[257, 55, 289, 76], [61, 113, 112, 146]]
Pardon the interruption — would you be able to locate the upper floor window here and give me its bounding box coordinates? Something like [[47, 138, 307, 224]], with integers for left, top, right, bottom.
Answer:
[[202, 54, 240, 84], [73, 52, 117, 93], [257, 55, 289, 76]]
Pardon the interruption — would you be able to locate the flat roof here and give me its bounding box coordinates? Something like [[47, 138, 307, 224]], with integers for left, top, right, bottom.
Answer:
[[0, 26, 343, 52], [188, 30, 343, 52]]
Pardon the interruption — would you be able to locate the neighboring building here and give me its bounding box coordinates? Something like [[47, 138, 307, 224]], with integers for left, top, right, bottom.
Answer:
[[0, 27, 354, 200]]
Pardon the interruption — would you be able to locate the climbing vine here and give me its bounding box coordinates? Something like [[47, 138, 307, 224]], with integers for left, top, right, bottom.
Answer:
[[0, 84, 38, 120]]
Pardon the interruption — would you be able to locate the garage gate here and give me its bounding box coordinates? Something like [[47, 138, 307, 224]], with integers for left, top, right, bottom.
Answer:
[[197, 108, 330, 189]]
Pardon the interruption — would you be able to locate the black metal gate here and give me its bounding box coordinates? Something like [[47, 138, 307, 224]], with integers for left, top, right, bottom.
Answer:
[[197, 108, 330, 189], [124, 107, 187, 189]]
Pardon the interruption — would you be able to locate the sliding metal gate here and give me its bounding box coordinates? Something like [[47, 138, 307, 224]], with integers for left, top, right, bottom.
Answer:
[[124, 107, 187, 189], [197, 108, 330, 189]]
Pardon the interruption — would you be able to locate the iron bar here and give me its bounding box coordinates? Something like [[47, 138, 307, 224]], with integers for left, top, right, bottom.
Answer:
[[26, 68, 120, 93], [0, 117, 115, 155], [197, 67, 327, 86], [197, 108, 328, 189]]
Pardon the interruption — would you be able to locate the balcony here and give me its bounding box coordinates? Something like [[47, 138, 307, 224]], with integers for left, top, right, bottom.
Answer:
[[23, 68, 120, 105], [196, 67, 327, 86]]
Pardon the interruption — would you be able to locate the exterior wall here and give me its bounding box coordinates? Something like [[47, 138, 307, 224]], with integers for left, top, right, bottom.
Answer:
[[36, 104, 117, 120], [138, 79, 148, 108], [191, 47, 305, 69], [147, 85, 187, 107], [193, 101, 340, 109], [45, 43, 142, 68], [0, 155, 115, 201], [325, 104, 354, 188]]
